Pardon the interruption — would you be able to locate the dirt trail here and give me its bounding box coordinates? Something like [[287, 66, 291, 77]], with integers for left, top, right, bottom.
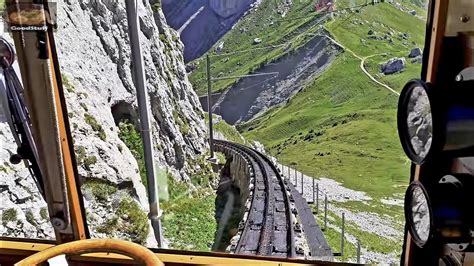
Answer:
[[321, 35, 400, 96]]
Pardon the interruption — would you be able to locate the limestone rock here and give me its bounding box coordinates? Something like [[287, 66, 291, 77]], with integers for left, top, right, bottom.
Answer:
[[380, 57, 406, 75], [1, 0, 207, 246], [408, 47, 422, 58], [253, 38, 262, 44]]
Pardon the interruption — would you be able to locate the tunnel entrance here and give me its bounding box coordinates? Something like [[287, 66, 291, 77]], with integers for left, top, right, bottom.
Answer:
[[111, 101, 138, 126]]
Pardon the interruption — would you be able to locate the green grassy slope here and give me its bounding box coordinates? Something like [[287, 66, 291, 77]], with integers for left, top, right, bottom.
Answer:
[[241, 1, 426, 204], [189, 0, 327, 95], [242, 53, 409, 199]]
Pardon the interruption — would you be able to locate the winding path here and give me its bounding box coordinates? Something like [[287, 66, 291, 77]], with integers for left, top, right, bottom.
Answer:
[[322, 35, 400, 96]]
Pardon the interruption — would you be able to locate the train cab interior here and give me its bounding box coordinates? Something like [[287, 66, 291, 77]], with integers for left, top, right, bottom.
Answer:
[[0, 0, 474, 265]]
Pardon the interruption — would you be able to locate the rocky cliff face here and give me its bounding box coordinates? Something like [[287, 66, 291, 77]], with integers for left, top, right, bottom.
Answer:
[[161, 0, 256, 62], [0, 0, 207, 246]]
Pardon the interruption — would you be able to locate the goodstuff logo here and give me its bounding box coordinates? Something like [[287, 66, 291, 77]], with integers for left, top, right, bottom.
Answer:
[[2, 2, 57, 32]]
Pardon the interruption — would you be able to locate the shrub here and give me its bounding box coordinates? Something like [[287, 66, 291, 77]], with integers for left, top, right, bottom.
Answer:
[[83, 180, 117, 202], [25, 210, 37, 226], [152, 2, 161, 12], [118, 122, 146, 186], [2, 208, 17, 225], [117, 198, 149, 245], [85, 113, 106, 141], [96, 216, 120, 235], [62, 74, 75, 93], [83, 155, 97, 169], [40, 207, 48, 220]]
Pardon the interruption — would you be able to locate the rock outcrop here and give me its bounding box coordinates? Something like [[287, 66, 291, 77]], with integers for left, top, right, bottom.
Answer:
[[162, 0, 256, 62], [408, 47, 422, 58], [380, 57, 406, 75], [1, 0, 207, 246]]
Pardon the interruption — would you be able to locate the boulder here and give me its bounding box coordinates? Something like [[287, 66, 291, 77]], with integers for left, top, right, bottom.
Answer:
[[408, 47, 422, 58], [215, 41, 224, 53], [411, 56, 423, 64], [253, 38, 262, 44], [380, 57, 406, 75], [409, 10, 417, 15]]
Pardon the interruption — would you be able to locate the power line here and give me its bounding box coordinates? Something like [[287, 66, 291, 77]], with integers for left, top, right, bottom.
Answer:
[[209, 2, 375, 58], [277, 2, 373, 22], [211, 71, 279, 81]]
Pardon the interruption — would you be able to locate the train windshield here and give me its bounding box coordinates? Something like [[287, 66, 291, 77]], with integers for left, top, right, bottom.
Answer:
[[0, 0, 428, 264]]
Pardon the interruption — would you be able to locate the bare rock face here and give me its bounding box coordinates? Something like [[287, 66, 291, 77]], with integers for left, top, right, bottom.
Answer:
[[209, 0, 253, 18], [1, 0, 207, 245], [162, 0, 256, 61]]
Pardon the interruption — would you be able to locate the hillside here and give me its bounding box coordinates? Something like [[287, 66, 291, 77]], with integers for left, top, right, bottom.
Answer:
[[238, 1, 426, 262], [185, 0, 427, 262]]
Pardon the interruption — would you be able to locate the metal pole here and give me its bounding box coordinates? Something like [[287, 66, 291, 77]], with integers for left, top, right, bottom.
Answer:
[[125, 0, 162, 247], [341, 212, 345, 257], [324, 194, 328, 231], [357, 240, 361, 263], [312, 178, 315, 203], [206, 54, 215, 159]]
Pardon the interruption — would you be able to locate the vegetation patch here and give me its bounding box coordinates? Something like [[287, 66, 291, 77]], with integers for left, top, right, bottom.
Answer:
[[2, 208, 17, 225], [162, 187, 217, 251], [205, 113, 245, 145], [62, 73, 75, 93], [118, 121, 147, 186], [25, 210, 37, 226], [173, 110, 190, 135], [117, 198, 150, 245], [96, 216, 120, 235], [75, 145, 97, 170], [84, 113, 106, 141], [40, 207, 48, 220], [83, 180, 117, 202]]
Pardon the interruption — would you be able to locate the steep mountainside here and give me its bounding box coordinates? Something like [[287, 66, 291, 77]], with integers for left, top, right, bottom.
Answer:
[[161, 0, 256, 62], [0, 0, 207, 246]]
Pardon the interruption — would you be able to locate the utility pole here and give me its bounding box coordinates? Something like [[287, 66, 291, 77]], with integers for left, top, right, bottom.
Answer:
[[125, 0, 162, 247], [206, 54, 215, 161]]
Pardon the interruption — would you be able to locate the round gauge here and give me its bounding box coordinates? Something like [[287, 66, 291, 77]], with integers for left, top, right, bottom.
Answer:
[[405, 181, 433, 248], [398, 80, 436, 164]]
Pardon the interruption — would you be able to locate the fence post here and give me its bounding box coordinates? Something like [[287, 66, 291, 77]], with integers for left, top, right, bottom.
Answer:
[[287, 166, 290, 183], [357, 240, 361, 263], [312, 178, 315, 203], [341, 212, 345, 257], [295, 168, 297, 188], [324, 194, 328, 231], [301, 172, 304, 195], [316, 183, 319, 213]]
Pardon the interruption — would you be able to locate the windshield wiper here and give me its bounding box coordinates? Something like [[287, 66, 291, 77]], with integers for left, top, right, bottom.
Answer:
[[0, 37, 45, 198]]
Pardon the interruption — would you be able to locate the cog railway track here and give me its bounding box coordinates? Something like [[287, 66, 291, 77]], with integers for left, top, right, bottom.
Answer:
[[214, 140, 296, 257]]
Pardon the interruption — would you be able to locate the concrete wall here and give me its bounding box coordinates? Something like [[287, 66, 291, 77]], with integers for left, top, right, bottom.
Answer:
[[215, 146, 252, 216]]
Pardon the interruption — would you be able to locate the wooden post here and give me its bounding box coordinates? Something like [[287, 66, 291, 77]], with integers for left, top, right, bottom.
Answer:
[[294, 168, 297, 187], [316, 183, 319, 213], [341, 212, 345, 257], [324, 194, 328, 231], [287, 166, 290, 182], [357, 240, 361, 263], [300, 172, 304, 195]]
